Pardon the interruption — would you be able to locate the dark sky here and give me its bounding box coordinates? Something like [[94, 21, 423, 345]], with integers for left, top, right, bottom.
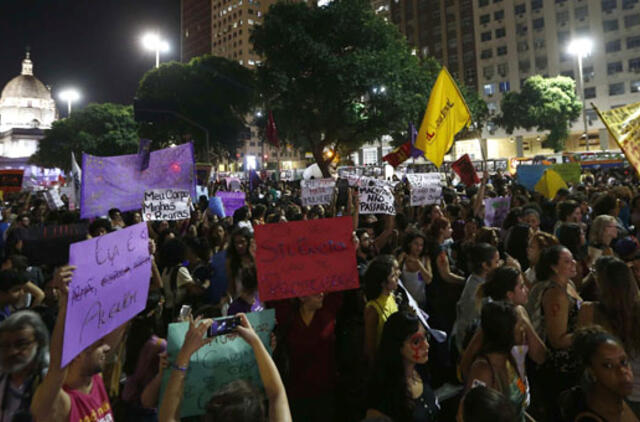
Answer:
[[0, 0, 180, 111]]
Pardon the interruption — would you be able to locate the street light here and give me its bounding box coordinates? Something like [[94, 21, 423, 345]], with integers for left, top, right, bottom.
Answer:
[[59, 89, 80, 116], [141, 32, 170, 68], [568, 37, 593, 151]]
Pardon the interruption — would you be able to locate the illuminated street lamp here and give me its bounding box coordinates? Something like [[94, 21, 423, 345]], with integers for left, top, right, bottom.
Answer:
[[59, 88, 80, 116], [142, 32, 170, 68], [568, 37, 593, 151]]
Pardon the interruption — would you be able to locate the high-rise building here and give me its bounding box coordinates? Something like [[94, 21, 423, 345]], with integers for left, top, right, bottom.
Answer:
[[390, 0, 478, 89], [181, 0, 213, 62], [474, 0, 640, 153]]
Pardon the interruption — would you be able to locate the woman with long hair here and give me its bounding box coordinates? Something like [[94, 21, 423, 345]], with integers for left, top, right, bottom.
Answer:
[[225, 227, 255, 301], [462, 301, 530, 421], [579, 258, 640, 415], [557, 222, 589, 289], [524, 231, 559, 287], [366, 311, 438, 421], [505, 223, 531, 271], [363, 255, 400, 364], [398, 230, 432, 310], [588, 214, 619, 265]]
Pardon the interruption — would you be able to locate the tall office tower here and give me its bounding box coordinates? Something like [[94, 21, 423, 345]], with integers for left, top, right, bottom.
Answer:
[[390, 0, 479, 89], [474, 0, 640, 151], [181, 0, 213, 62]]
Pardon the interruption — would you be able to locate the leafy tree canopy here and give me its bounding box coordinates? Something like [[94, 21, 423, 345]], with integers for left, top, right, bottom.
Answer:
[[136, 55, 256, 160], [495, 75, 582, 151], [31, 103, 138, 171]]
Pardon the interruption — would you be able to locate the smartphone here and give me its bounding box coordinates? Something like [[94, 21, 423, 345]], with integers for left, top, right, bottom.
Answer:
[[208, 316, 241, 337], [178, 305, 192, 321]]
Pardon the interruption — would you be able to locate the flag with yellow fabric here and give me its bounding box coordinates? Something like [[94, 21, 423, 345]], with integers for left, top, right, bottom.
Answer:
[[415, 67, 472, 168], [593, 102, 640, 175], [534, 169, 567, 200]]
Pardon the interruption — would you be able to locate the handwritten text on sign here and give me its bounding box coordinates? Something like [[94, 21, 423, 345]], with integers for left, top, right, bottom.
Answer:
[[143, 189, 191, 221], [161, 310, 275, 418], [406, 173, 442, 206], [359, 184, 396, 215], [255, 217, 358, 301], [62, 223, 151, 367], [300, 178, 335, 206]]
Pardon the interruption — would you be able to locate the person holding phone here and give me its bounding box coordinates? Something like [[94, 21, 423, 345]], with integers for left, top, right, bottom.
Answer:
[[158, 314, 291, 422]]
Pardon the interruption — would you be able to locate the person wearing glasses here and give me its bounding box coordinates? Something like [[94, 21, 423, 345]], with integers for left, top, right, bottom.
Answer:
[[0, 311, 49, 422]]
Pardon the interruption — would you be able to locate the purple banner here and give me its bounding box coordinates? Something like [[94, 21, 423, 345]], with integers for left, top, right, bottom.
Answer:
[[216, 191, 245, 216], [62, 223, 151, 367], [80, 143, 196, 219]]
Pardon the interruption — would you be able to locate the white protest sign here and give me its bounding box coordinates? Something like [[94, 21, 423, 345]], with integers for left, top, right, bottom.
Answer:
[[406, 173, 442, 206], [359, 182, 396, 215], [60, 186, 77, 210], [300, 178, 336, 206], [45, 189, 65, 210], [346, 174, 378, 188], [483, 196, 511, 228], [143, 189, 191, 221]]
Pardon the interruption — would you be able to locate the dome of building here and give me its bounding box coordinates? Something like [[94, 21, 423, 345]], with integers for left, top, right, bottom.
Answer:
[[0, 52, 52, 101]]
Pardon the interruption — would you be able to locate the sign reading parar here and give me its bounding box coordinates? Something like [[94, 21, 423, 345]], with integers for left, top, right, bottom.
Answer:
[[143, 189, 191, 221]]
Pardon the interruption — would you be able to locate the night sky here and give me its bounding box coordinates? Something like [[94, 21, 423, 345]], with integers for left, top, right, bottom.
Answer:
[[0, 0, 181, 112]]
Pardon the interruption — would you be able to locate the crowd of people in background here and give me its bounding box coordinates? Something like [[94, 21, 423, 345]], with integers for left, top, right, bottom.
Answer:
[[0, 165, 637, 421]]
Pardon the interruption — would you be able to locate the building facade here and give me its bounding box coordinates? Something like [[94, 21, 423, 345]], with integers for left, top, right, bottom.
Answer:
[[181, 0, 213, 62], [474, 0, 640, 154]]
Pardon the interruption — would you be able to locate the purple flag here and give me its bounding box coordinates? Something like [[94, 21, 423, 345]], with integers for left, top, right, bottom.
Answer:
[[80, 143, 196, 219], [249, 170, 261, 191], [409, 122, 423, 158], [216, 191, 246, 216], [62, 223, 151, 367], [138, 138, 152, 171]]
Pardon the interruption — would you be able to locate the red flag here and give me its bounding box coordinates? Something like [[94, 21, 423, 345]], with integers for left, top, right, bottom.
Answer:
[[266, 110, 279, 148], [382, 141, 412, 168], [451, 154, 480, 187]]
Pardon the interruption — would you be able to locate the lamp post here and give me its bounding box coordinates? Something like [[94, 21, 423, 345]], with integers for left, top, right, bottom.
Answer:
[[141, 32, 170, 68], [568, 37, 593, 151], [59, 89, 80, 116]]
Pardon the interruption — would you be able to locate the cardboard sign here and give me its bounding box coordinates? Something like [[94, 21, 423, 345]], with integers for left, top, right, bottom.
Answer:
[[254, 217, 358, 301], [300, 178, 335, 206], [142, 189, 191, 221], [346, 174, 378, 188], [161, 310, 275, 418], [0, 170, 23, 193], [80, 143, 196, 219], [406, 173, 442, 206], [216, 192, 245, 217], [61, 223, 151, 367], [483, 196, 511, 228], [359, 183, 396, 215], [22, 223, 89, 266], [451, 154, 480, 187], [45, 189, 65, 210]]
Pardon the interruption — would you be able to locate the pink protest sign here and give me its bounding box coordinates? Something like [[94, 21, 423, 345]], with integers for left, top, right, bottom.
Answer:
[[61, 222, 151, 367], [254, 217, 358, 301]]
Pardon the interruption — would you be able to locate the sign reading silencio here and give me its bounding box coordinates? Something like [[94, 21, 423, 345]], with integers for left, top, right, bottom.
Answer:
[[142, 189, 191, 221], [254, 216, 358, 301]]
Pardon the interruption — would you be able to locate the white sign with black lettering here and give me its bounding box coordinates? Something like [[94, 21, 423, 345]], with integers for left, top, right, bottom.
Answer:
[[359, 182, 396, 215], [45, 189, 65, 210], [143, 189, 191, 221], [301, 178, 335, 206], [406, 173, 441, 206]]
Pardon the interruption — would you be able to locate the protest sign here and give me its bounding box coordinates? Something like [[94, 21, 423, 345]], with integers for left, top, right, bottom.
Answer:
[[196, 185, 209, 199], [550, 162, 581, 184], [516, 165, 547, 191], [255, 217, 358, 301], [45, 189, 65, 210], [208, 197, 226, 218], [451, 154, 480, 187], [484, 196, 511, 228], [61, 223, 151, 367], [80, 143, 196, 219], [60, 186, 77, 210], [22, 223, 89, 266], [346, 174, 377, 188], [142, 189, 191, 221], [406, 173, 442, 206], [225, 177, 242, 191], [300, 178, 335, 206], [359, 183, 396, 215], [216, 192, 245, 216], [0, 170, 23, 193], [161, 310, 275, 418]]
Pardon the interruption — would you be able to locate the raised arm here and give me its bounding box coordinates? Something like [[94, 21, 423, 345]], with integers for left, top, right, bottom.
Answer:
[[235, 313, 292, 422], [30, 265, 75, 422]]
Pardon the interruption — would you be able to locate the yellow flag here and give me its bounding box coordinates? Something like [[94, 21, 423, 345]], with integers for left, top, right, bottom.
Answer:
[[593, 102, 640, 175], [415, 67, 471, 168], [534, 169, 567, 200]]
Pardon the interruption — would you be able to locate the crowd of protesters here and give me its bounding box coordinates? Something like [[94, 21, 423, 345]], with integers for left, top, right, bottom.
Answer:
[[0, 164, 636, 421]]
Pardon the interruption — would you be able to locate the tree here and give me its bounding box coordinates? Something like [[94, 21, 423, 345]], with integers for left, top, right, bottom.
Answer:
[[252, 0, 435, 176], [495, 75, 582, 151], [136, 55, 256, 161], [31, 103, 139, 171]]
